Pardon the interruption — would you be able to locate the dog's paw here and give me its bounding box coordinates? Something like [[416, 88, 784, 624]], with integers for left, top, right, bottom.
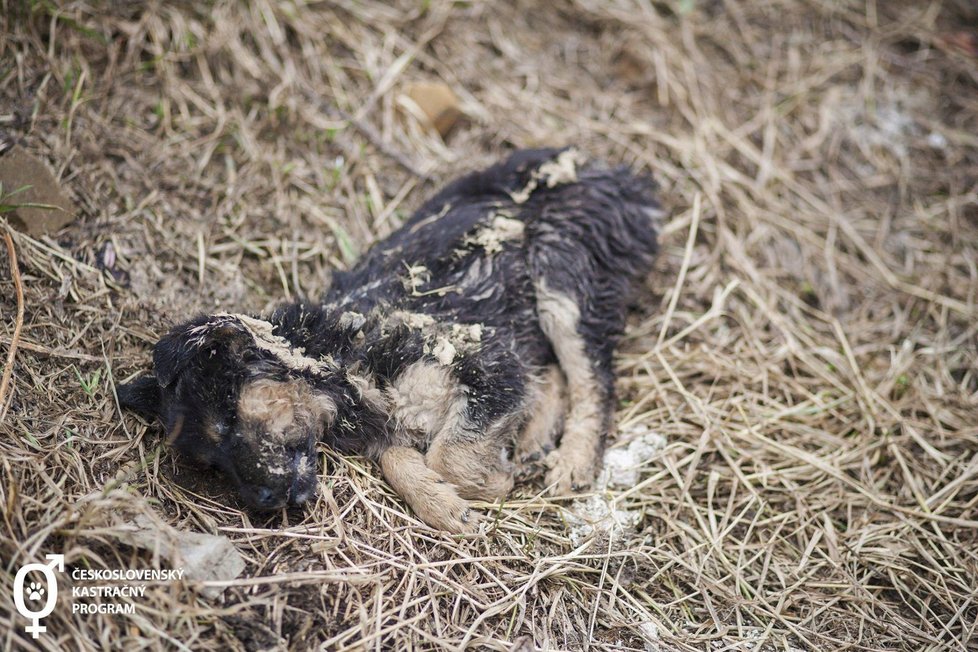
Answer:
[[416, 482, 479, 534], [518, 441, 554, 465], [456, 468, 514, 501], [545, 449, 594, 494], [512, 441, 553, 483]]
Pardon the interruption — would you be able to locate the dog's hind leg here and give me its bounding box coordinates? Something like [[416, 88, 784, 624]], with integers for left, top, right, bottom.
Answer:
[[379, 446, 476, 533], [534, 281, 615, 493], [526, 166, 658, 493]]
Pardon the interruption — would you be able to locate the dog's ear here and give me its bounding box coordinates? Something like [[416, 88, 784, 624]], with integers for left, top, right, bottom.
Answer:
[[153, 318, 251, 387], [117, 375, 162, 418]]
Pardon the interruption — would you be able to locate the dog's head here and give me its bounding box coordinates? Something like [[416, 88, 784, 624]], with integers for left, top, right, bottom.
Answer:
[[118, 314, 337, 511]]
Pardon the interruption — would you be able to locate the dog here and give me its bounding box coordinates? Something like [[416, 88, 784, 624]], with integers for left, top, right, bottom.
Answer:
[[118, 148, 659, 533]]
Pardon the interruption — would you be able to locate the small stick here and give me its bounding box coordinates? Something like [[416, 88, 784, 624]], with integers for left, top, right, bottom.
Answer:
[[299, 84, 432, 181], [338, 107, 433, 181], [0, 228, 24, 421], [656, 192, 701, 347]]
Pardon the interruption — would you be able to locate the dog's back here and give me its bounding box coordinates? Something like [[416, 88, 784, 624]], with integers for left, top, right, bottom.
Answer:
[[318, 148, 660, 498], [324, 147, 659, 364]]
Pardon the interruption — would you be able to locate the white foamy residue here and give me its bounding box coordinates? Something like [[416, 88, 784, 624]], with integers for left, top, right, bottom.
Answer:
[[567, 424, 666, 546], [638, 621, 661, 652], [601, 427, 667, 489]]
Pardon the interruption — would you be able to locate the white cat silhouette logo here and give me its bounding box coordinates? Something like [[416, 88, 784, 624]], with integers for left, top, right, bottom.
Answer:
[[13, 554, 64, 638]]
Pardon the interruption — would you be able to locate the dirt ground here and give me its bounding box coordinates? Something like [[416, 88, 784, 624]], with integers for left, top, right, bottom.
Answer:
[[2, 1, 977, 650]]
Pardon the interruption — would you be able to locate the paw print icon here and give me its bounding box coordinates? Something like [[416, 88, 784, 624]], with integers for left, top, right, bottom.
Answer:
[[27, 582, 45, 601]]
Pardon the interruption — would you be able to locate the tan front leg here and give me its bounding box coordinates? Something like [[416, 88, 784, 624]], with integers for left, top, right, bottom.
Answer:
[[426, 433, 515, 502], [379, 446, 475, 533]]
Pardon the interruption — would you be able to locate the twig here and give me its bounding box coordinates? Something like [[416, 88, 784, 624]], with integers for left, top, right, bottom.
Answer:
[[300, 84, 432, 180], [657, 192, 701, 346], [339, 107, 433, 181], [0, 228, 24, 421]]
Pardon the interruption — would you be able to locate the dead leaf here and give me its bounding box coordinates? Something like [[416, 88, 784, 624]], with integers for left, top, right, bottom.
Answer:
[[113, 514, 246, 599], [0, 146, 77, 236], [614, 42, 652, 86], [401, 81, 464, 138]]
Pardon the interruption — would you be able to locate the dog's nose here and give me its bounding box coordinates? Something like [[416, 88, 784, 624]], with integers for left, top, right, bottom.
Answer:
[[290, 480, 316, 505], [254, 486, 283, 509]]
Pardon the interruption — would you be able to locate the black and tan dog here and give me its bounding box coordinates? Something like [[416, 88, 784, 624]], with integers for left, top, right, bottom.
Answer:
[[119, 148, 659, 532]]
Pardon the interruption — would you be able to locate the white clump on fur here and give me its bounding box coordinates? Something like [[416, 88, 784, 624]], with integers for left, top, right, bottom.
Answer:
[[567, 424, 665, 546], [466, 214, 525, 254], [510, 148, 585, 203], [392, 311, 436, 329], [338, 311, 366, 330], [404, 263, 431, 294], [260, 440, 291, 476], [450, 322, 483, 344], [538, 148, 584, 187], [431, 336, 457, 366], [225, 313, 335, 376]]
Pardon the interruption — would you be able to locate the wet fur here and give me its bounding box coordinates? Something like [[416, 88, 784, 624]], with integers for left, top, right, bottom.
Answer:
[[119, 148, 660, 531]]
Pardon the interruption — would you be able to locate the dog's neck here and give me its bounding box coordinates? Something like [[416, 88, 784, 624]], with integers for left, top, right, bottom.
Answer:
[[265, 301, 440, 382], [250, 303, 400, 457], [263, 303, 373, 365]]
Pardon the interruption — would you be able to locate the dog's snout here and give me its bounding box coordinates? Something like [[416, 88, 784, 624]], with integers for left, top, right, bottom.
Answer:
[[253, 486, 285, 510]]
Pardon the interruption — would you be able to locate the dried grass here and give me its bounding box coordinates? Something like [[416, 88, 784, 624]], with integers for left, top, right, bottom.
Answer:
[[1, 0, 977, 650]]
